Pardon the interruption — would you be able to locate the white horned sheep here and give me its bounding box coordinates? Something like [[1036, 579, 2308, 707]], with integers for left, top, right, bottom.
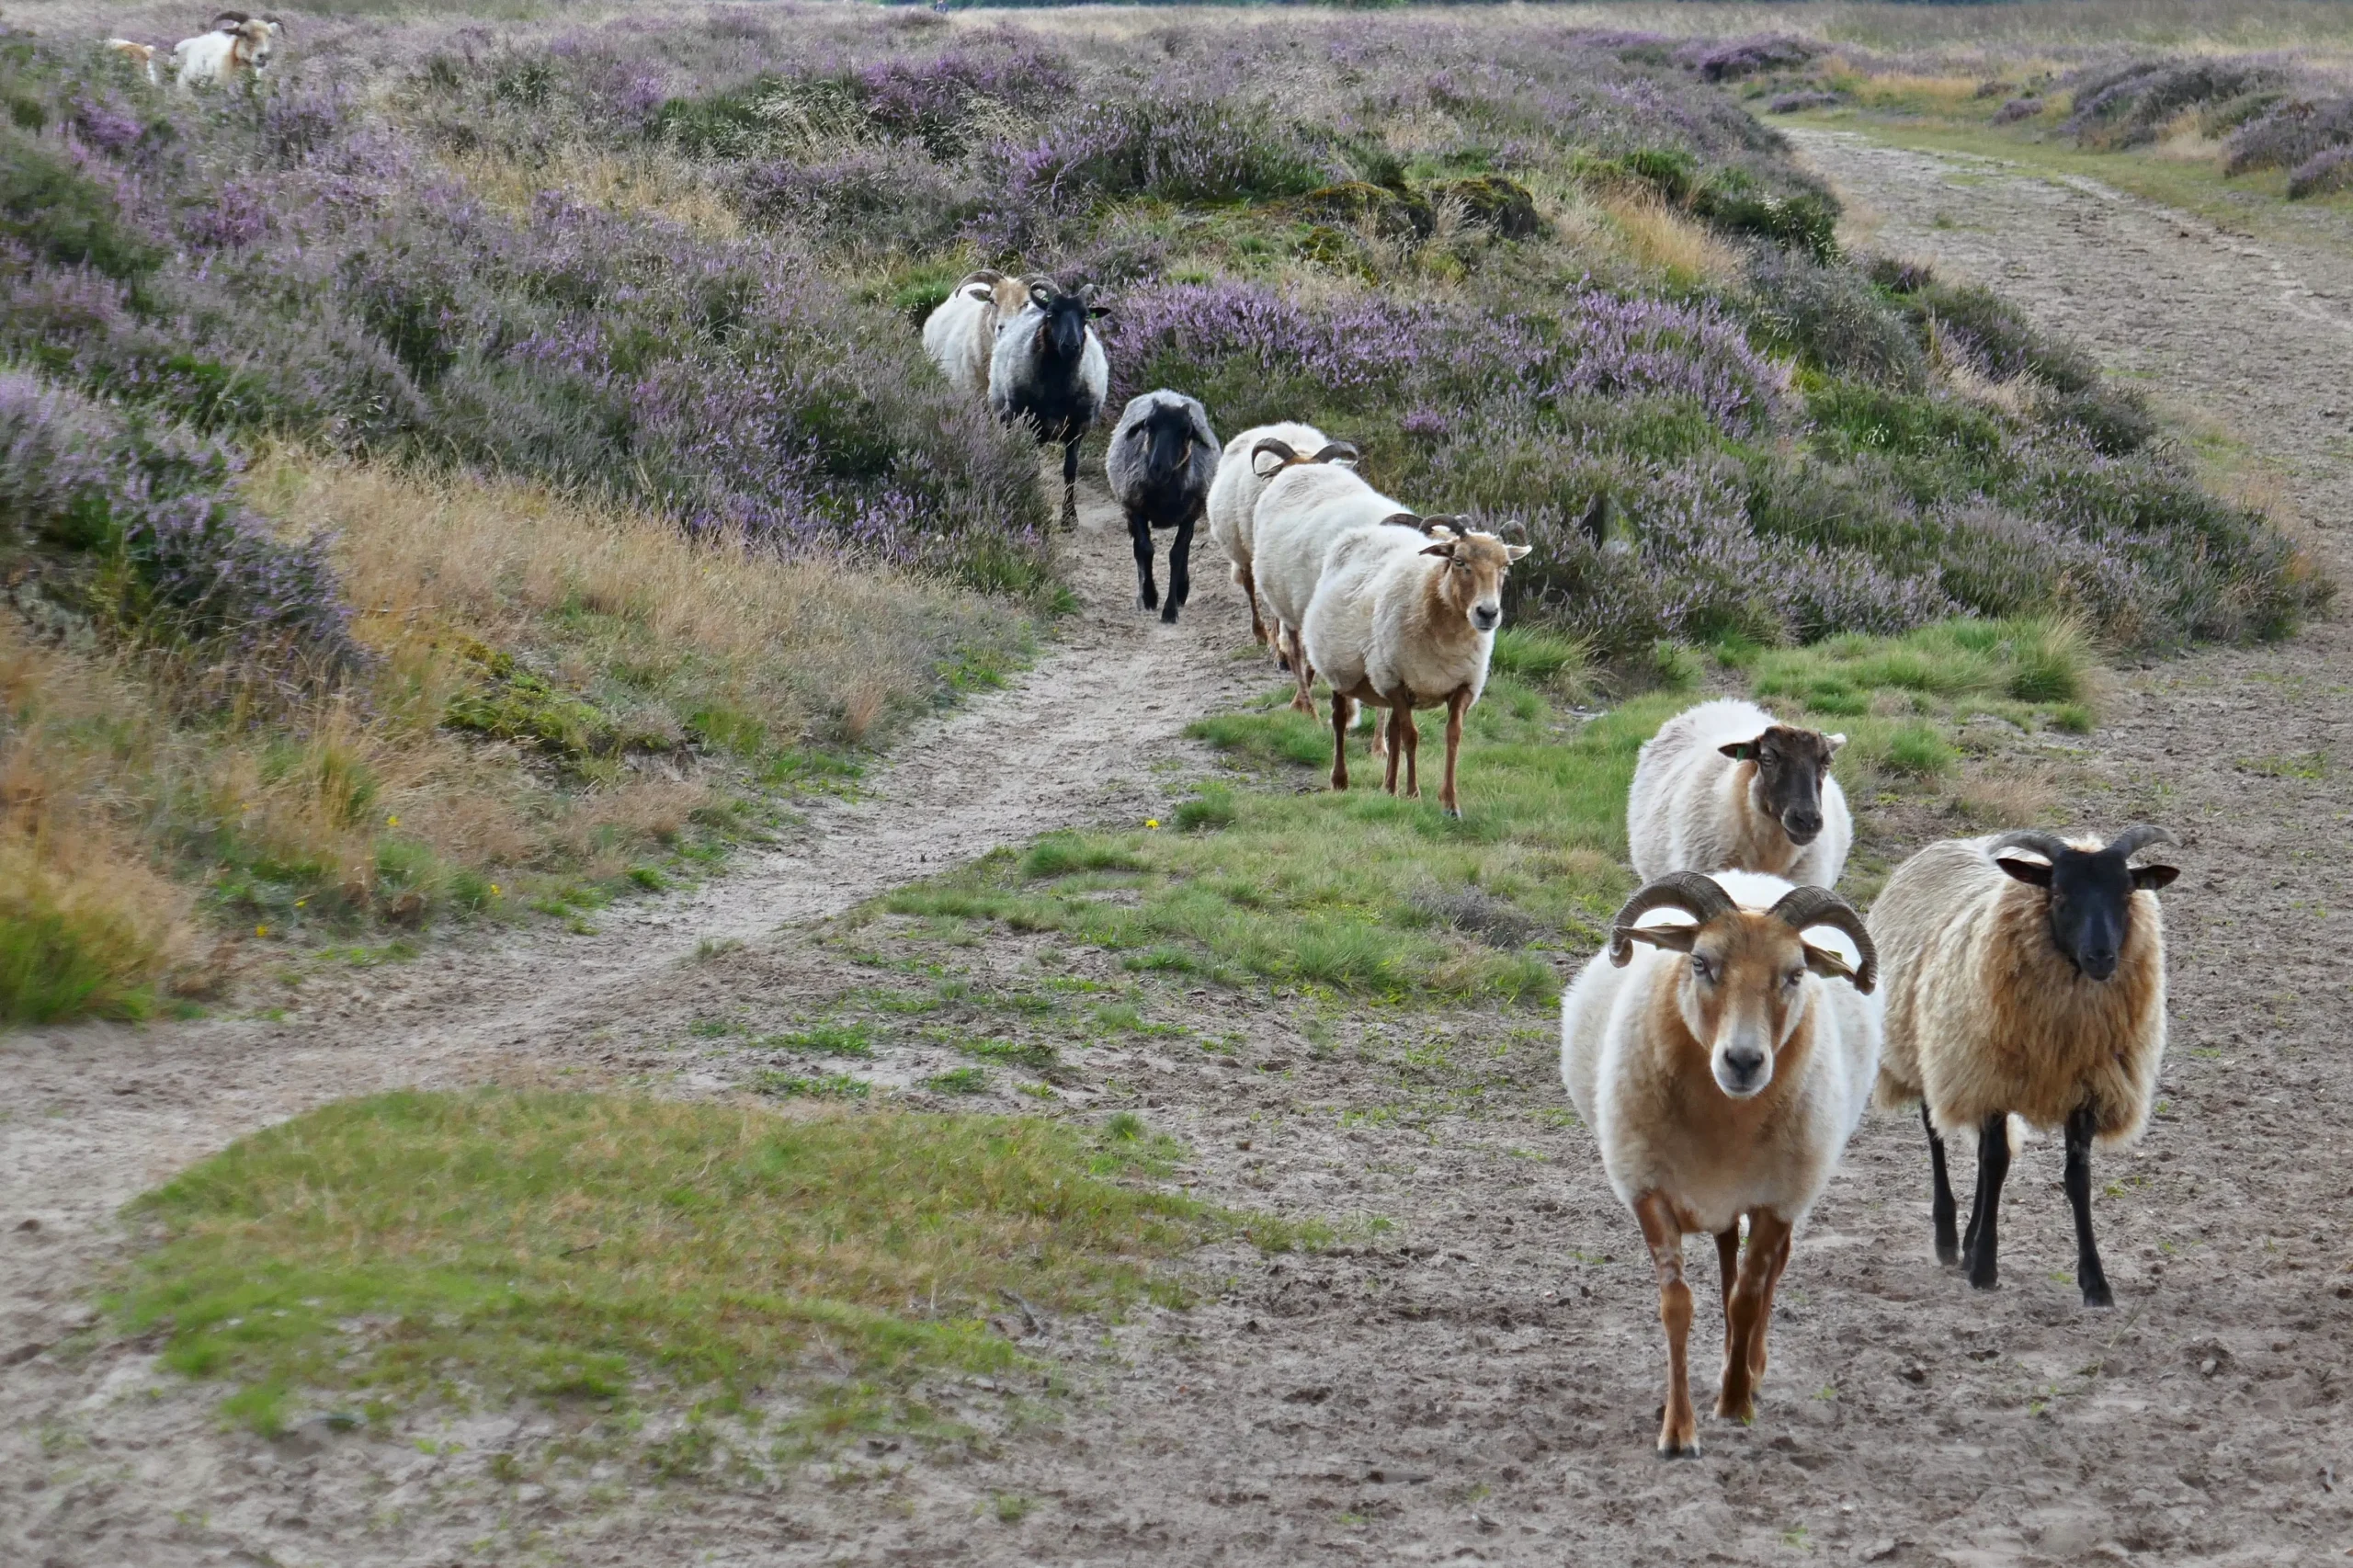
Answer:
[[1103, 390, 1219, 623], [174, 12, 280, 91], [920, 270, 1029, 402], [986, 277, 1109, 521], [1250, 446, 1414, 717], [1203, 423, 1355, 655], [1299, 517, 1527, 818], [1868, 825, 2177, 1305], [1629, 699, 1852, 887], [1562, 870, 1881, 1457], [105, 40, 164, 84]]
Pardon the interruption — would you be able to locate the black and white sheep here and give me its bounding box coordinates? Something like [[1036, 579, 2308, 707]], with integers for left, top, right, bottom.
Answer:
[[1868, 825, 2177, 1304], [1104, 390, 1220, 623], [1629, 699, 1852, 887], [987, 278, 1109, 520]]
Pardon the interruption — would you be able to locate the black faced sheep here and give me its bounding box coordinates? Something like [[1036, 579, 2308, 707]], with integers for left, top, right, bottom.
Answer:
[[987, 278, 1109, 522], [1104, 391, 1219, 623]]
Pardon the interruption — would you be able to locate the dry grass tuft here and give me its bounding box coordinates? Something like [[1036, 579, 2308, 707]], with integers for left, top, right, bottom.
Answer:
[[1597, 190, 1742, 283], [443, 146, 745, 239]]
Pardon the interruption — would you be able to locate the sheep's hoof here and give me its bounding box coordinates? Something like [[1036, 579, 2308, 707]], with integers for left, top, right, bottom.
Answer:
[[2080, 1281, 2114, 1309], [1159, 606, 1182, 625], [1657, 1437, 1702, 1460], [1136, 591, 1159, 612], [1442, 805, 1462, 821], [1714, 1393, 1756, 1422], [1276, 654, 1292, 673]]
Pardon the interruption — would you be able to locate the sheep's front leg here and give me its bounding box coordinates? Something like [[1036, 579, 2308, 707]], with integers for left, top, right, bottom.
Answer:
[[2063, 1105, 2114, 1308], [1128, 513, 1158, 612], [1328, 692, 1355, 792], [1438, 685, 1471, 818], [1632, 1191, 1699, 1458], [1715, 1224, 1740, 1358], [1162, 517, 1193, 623], [1924, 1102, 1961, 1267], [1965, 1112, 2010, 1290], [1719, 1209, 1791, 1422], [1062, 437, 1082, 524], [1398, 703, 1421, 799]]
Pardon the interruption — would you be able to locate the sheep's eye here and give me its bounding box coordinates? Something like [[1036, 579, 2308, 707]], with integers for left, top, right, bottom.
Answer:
[[1783, 969, 1804, 989], [1690, 955, 1712, 981]]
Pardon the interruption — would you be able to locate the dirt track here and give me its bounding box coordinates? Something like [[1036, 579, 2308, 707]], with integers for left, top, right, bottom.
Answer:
[[8, 136, 2353, 1566]]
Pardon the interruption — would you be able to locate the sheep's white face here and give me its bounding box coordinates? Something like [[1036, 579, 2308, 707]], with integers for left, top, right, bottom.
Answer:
[[1675, 915, 1813, 1098], [1419, 531, 1529, 635]]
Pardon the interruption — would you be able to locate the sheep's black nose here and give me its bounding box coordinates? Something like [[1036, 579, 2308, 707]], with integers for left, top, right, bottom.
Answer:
[[2080, 949, 2119, 981], [1785, 810, 1822, 842], [1472, 606, 1500, 631], [1720, 1047, 1765, 1084]]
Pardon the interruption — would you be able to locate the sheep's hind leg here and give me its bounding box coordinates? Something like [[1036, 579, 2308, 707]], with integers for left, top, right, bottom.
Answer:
[[1632, 1192, 1699, 1458], [2063, 1105, 2114, 1307], [1161, 517, 1193, 623], [1924, 1103, 1961, 1267], [1438, 685, 1471, 818], [1286, 630, 1317, 715], [1061, 437, 1081, 526], [1328, 693, 1355, 792], [1715, 1224, 1740, 1368], [1964, 1112, 2010, 1290], [1381, 704, 1405, 794], [1128, 513, 1158, 612], [1236, 564, 1272, 651], [1719, 1209, 1792, 1422]]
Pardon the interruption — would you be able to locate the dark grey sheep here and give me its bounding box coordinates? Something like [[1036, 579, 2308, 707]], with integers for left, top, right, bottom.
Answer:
[[987, 278, 1110, 522], [1103, 390, 1219, 623]]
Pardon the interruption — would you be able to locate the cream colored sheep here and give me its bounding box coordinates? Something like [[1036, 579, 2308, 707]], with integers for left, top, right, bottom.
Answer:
[[921, 271, 1029, 402], [1562, 870, 1881, 1456], [1629, 699, 1851, 886], [174, 13, 278, 90], [1300, 519, 1526, 817], [1202, 423, 1350, 655], [1250, 455, 1412, 715], [1868, 825, 2177, 1304], [105, 40, 163, 84]]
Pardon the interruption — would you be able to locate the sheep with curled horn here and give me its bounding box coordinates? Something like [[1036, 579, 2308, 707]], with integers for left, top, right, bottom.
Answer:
[[1204, 426, 1357, 657], [173, 11, 280, 89], [1561, 870, 1881, 1456], [921, 270, 1030, 402], [1867, 824, 2178, 1304], [986, 277, 1109, 523], [1103, 390, 1219, 623]]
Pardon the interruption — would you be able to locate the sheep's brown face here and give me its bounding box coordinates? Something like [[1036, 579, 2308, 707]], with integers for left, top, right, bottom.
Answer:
[[1721, 724, 1844, 846], [1420, 530, 1529, 635], [1669, 914, 1815, 1098]]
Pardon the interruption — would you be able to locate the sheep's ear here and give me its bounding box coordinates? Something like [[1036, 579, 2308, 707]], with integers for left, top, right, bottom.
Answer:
[[1824, 733, 1847, 754], [1419, 540, 1457, 558], [1505, 544, 1530, 562], [1617, 922, 1698, 957], [1088, 304, 1112, 319], [2131, 864, 2179, 892], [1719, 740, 1758, 761], [963, 283, 995, 302], [1994, 856, 2053, 888], [1801, 942, 1858, 987]]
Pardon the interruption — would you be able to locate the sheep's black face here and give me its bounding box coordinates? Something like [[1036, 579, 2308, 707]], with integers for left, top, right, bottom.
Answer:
[[1134, 405, 1197, 485], [1034, 292, 1091, 364], [1722, 725, 1844, 847], [1995, 849, 2179, 981]]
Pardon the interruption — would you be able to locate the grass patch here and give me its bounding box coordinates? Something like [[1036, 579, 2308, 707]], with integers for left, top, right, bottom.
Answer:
[[761, 1022, 877, 1059], [883, 617, 2097, 1004], [111, 1090, 1310, 1437]]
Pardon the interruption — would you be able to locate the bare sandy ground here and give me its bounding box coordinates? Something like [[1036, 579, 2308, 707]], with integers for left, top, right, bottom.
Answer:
[[6, 135, 2353, 1567]]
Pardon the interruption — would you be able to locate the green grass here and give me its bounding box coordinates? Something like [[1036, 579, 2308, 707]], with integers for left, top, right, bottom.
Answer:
[[0, 874, 165, 1026], [110, 1090, 1313, 1437], [881, 618, 2097, 1005]]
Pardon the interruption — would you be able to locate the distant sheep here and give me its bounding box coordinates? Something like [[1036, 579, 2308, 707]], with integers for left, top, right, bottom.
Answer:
[[987, 278, 1108, 520], [1251, 447, 1413, 715], [1203, 423, 1355, 656], [1104, 390, 1219, 623], [921, 270, 1029, 402], [105, 40, 163, 84], [1868, 825, 2177, 1304], [174, 12, 280, 90], [1562, 870, 1880, 1456], [1301, 518, 1528, 817], [1629, 699, 1852, 887]]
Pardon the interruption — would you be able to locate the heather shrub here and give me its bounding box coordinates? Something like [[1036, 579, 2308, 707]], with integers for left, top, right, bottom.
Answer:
[[2288, 142, 2353, 199], [1993, 97, 2045, 126], [2225, 95, 2353, 176], [0, 369, 360, 682], [1744, 248, 1927, 391], [2065, 59, 2286, 150], [1677, 36, 1824, 85]]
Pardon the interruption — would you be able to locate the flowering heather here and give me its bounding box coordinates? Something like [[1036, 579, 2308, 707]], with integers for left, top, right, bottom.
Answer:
[[2287, 142, 2353, 199], [1675, 36, 1824, 86], [2065, 58, 2286, 149], [0, 369, 360, 679], [2227, 94, 2353, 179]]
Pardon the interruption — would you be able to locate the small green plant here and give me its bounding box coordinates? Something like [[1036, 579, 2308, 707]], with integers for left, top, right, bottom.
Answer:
[[991, 1493, 1034, 1523], [763, 1022, 875, 1059], [926, 1067, 987, 1095], [754, 1071, 870, 1098]]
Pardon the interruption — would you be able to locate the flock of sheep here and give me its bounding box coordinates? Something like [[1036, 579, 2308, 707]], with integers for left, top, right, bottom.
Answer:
[[1569, 707, 2173, 1454], [105, 11, 280, 88], [924, 268, 2180, 1458], [923, 270, 1530, 817]]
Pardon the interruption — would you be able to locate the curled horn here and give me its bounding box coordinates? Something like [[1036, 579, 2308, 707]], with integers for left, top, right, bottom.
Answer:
[[1377, 511, 1425, 530], [1607, 872, 1736, 968], [1988, 829, 2075, 863], [1768, 886, 1878, 994], [2107, 824, 2174, 858], [1307, 440, 1360, 465], [1251, 437, 1301, 477]]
